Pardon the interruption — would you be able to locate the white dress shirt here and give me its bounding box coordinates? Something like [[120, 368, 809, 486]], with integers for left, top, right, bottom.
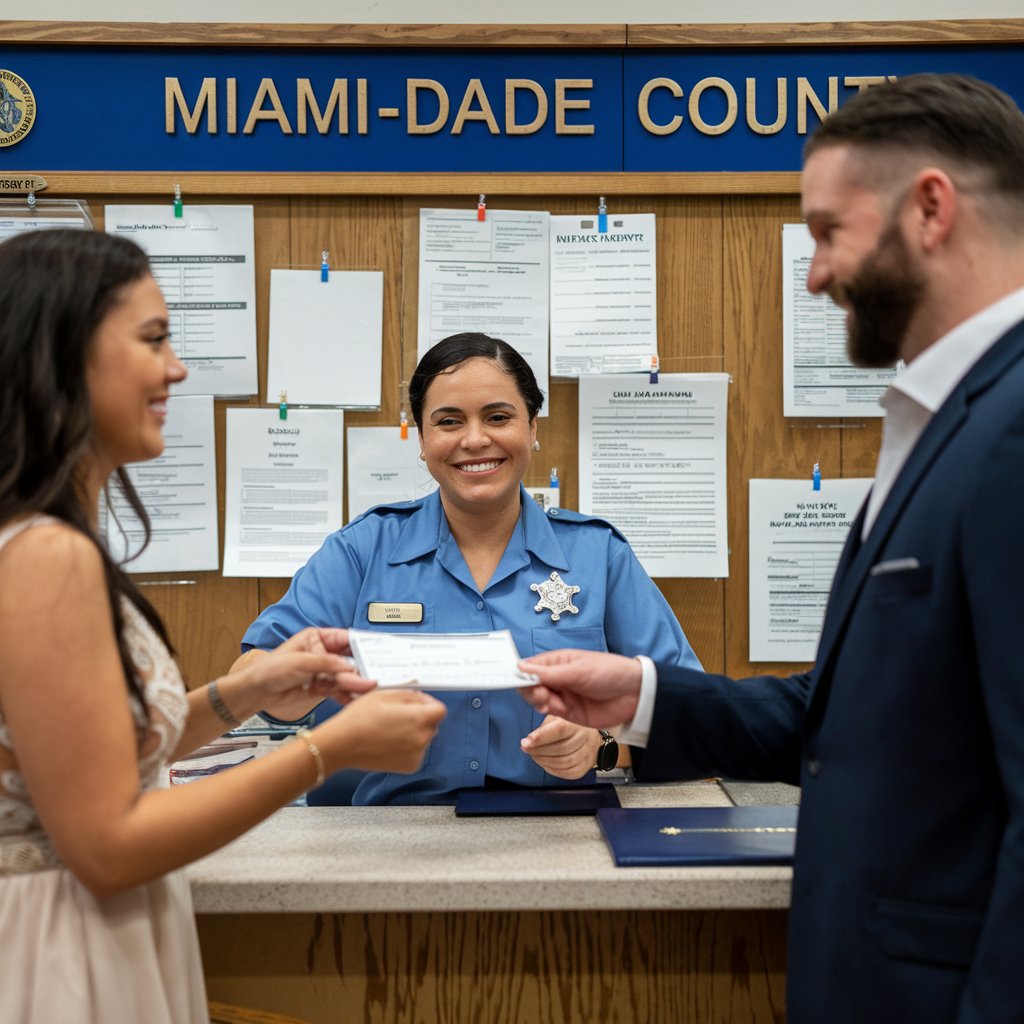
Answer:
[[620, 286, 1024, 748]]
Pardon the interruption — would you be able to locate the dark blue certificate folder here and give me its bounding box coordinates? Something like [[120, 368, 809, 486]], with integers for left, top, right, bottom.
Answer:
[[596, 805, 798, 866], [455, 785, 622, 816]]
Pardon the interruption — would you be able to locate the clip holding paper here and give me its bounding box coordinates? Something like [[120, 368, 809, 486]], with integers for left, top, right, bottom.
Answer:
[[812, 462, 821, 491], [279, 391, 288, 421], [649, 355, 660, 385], [550, 467, 559, 491], [477, 194, 486, 222], [400, 409, 409, 440], [26, 191, 36, 210], [320, 251, 329, 283], [173, 183, 183, 219], [598, 196, 608, 234]]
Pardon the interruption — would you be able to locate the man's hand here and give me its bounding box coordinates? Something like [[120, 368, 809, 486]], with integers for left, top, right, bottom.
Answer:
[[518, 649, 642, 730]]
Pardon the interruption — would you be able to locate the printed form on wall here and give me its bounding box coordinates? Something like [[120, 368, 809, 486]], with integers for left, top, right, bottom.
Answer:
[[550, 212, 658, 376], [346, 426, 437, 522], [104, 395, 219, 573], [105, 204, 257, 397], [782, 223, 897, 416], [748, 476, 872, 662], [417, 208, 550, 413], [223, 408, 344, 578], [578, 373, 729, 579]]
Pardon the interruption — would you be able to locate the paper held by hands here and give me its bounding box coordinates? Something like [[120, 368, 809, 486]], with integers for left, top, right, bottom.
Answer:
[[348, 629, 538, 691]]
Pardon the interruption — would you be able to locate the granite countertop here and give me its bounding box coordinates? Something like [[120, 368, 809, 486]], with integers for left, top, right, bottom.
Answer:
[[189, 780, 796, 914]]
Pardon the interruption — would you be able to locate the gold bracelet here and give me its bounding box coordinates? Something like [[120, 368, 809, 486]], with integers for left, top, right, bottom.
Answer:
[[208, 679, 241, 728], [295, 727, 326, 787]]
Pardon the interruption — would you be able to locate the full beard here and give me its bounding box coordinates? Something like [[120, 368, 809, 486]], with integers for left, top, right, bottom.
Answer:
[[841, 221, 925, 369]]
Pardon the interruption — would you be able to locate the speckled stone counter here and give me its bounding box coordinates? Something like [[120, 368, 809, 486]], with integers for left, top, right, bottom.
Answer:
[[189, 780, 793, 913], [191, 781, 794, 1022]]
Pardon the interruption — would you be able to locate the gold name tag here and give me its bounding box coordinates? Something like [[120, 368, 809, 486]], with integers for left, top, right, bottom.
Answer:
[[367, 602, 424, 624]]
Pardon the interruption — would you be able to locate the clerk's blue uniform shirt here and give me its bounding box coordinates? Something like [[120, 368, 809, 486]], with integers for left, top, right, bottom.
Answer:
[[242, 487, 701, 804]]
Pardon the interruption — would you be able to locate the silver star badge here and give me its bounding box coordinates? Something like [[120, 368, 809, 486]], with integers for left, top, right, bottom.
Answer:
[[530, 571, 581, 622]]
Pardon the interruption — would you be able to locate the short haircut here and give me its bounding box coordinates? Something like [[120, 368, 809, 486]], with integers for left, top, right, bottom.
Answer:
[[804, 73, 1024, 226], [409, 332, 545, 426]]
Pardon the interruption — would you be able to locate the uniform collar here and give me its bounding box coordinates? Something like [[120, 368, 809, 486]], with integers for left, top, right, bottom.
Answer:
[[386, 486, 570, 572]]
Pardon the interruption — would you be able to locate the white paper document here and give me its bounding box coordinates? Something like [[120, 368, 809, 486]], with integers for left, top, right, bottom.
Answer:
[[104, 395, 219, 573], [550, 213, 658, 376], [579, 373, 730, 578], [346, 426, 438, 521], [417, 208, 550, 412], [105, 204, 257, 397], [348, 629, 536, 690], [783, 224, 897, 417], [0, 212, 90, 241], [267, 270, 383, 409], [749, 477, 873, 662], [223, 408, 344, 578]]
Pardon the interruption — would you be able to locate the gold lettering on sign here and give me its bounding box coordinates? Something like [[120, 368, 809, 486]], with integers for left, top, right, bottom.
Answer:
[[746, 77, 787, 135], [226, 78, 237, 134], [688, 77, 737, 136], [555, 79, 594, 135], [797, 76, 838, 134], [243, 79, 293, 134], [407, 79, 449, 134], [451, 79, 500, 135], [505, 79, 547, 135], [165, 77, 217, 134], [357, 79, 368, 135], [843, 75, 895, 94], [637, 78, 683, 135], [297, 78, 349, 134]]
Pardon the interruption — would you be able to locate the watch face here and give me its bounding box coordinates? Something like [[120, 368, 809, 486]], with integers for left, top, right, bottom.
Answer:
[[596, 736, 619, 772]]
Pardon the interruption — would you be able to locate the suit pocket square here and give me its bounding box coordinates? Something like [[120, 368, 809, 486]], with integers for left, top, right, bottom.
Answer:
[[869, 557, 921, 577]]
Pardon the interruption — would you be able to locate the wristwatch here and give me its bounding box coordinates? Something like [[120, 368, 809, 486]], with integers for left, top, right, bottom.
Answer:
[[595, 729, 619, 772]]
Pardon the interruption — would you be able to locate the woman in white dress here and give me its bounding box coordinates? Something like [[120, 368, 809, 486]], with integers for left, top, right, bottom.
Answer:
[[0, 229, 446, 1023]]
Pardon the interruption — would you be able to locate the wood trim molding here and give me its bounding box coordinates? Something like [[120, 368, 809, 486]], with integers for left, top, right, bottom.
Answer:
[[35, 171, 801, 197], [3, 19, 1022, 48], [628, 18, 1024, 47]]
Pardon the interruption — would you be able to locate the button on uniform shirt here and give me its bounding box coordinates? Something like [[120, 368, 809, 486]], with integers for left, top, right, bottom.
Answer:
[[243, 486, 701, 804]]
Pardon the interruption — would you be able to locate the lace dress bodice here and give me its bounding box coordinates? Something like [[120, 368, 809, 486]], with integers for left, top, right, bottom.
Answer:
[[0, 516, 189, 874]]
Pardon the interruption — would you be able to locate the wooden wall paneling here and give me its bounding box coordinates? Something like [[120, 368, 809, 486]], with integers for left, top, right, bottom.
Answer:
[[198, 908, 787, 1024], [722, 196, 832, 680]]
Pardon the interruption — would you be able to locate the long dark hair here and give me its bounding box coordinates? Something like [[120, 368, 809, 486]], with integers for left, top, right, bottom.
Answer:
[[0, 228, 175, 716], [409, 332, 545, 427]]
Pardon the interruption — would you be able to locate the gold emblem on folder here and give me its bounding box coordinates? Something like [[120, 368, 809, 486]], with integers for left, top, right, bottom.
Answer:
[[367, 602, 424, 624]]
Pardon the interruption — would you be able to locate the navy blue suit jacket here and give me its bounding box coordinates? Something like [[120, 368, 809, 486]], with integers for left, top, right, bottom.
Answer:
[[638, 319, 1024, 1023]]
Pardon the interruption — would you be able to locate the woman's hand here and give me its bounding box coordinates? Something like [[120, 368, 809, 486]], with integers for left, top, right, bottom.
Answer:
[[314, 689, 447, 775], [519, 714, 602, 779]]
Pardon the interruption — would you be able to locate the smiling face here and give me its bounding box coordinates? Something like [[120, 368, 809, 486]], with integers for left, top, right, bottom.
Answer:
[[419, 356, 537, 519], [802, 144, 926, 367], [85, 273, 187, 479]]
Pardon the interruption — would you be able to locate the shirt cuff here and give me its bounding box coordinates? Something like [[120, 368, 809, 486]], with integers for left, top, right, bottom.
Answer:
[[613, 655, 656, 749]]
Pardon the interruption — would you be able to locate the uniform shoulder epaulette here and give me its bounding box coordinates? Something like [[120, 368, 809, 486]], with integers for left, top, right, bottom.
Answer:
[[544, 506, 628, 541], [346, 497, 423, 528]]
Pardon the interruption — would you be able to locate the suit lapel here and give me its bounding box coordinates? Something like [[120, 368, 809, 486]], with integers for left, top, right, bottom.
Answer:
[[807, 319, 1024, 709]]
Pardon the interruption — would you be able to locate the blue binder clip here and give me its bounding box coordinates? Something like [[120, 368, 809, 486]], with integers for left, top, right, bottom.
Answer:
[[598, 196, 608, 234], [649, 355, 659, 384], [812, 463, 821, 491], [320, 251, 329, 283]]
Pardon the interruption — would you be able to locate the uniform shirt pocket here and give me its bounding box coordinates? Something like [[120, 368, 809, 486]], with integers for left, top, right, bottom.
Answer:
[[531, 626, 608, 656]]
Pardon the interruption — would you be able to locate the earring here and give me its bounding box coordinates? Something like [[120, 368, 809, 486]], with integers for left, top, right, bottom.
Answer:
[[532, 440, 541, 452], [418, 452, 426, 461]]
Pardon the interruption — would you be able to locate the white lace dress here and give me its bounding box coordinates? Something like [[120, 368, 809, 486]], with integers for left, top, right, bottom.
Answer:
[[0, 517, 209, 1023]]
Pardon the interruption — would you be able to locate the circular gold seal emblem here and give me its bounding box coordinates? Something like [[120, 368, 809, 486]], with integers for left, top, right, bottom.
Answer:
[[0, 69, 36, 148]]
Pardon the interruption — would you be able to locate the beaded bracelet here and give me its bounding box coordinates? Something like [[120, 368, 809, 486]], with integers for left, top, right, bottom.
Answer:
[[208, 679, 241, 728], [295, 727, 326, 787]]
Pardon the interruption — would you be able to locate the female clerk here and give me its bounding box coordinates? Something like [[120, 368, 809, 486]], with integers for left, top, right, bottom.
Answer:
[[238, 333, 701, 804]]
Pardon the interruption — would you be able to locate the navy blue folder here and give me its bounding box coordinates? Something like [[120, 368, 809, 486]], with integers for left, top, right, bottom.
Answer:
[[455, 785, 622, 817], [596, 805, 798, 866]]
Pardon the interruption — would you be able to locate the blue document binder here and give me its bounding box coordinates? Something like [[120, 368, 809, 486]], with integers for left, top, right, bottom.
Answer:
[[596, 805, 798, 866], [455, 785, 622, 817]]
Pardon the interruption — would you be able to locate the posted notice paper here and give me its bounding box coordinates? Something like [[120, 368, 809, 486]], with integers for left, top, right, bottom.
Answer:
[[417, 207, 550, 411], [749, 476, 872, 662], [348, 629, 536, 691], [782, 223, 897, 417], [105, 204, 257, 397], [267, 269, 383, 409], [550, 212, 658, 376], [579, 373, 729, 578], [346, 426, 438, 522], [223, 408, 344, 578], [104, 395, 219, 573]]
